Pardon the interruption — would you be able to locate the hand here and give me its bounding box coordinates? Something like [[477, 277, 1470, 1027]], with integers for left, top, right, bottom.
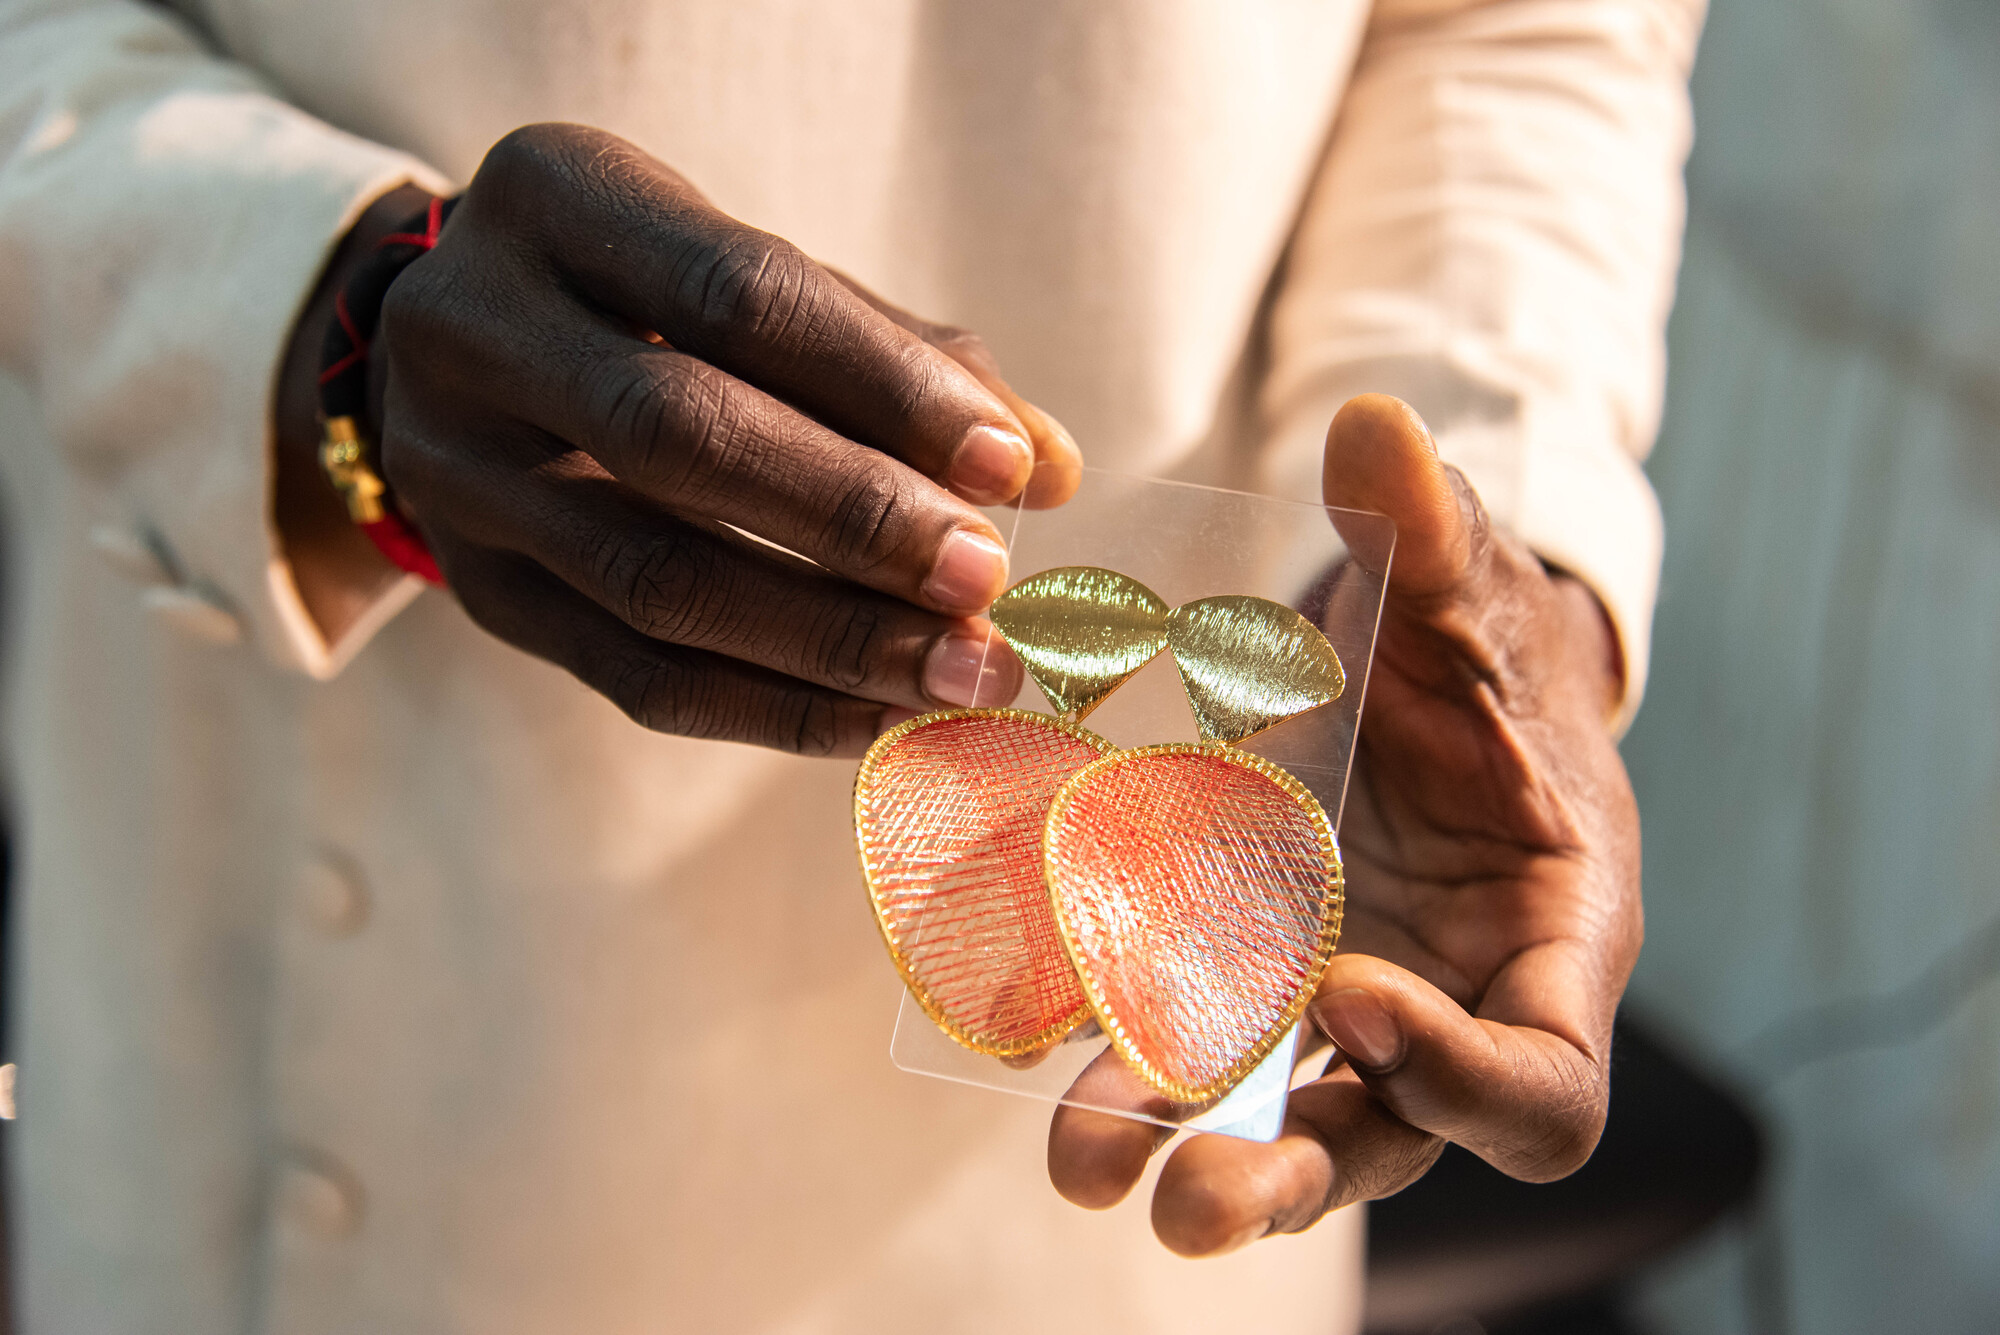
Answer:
[[1045, 394, 1639, 1254], [275, 123, 1081, 755]]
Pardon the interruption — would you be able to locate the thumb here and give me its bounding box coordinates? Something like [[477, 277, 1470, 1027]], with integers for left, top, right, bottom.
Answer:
[[1322, 394, 1481, 599], [1307, 952, 1609, 1183]]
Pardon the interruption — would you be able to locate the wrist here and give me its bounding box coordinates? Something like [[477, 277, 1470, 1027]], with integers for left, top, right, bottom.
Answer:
[[275, 183, 438, 641], [278, 183, 435, 468], [1548, 572, 1626, 729]]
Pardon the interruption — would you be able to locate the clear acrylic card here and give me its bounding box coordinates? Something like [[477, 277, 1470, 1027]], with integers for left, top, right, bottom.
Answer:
[[882, 467, 1392, 1143]]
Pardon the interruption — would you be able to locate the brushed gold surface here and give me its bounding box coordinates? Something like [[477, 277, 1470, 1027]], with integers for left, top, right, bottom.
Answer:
[[1165, 596, 1345, 743], [989, 566, 1169, 720]]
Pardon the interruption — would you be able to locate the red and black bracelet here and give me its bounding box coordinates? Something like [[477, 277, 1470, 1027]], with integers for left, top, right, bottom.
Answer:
[[316, 194, 459, 585]]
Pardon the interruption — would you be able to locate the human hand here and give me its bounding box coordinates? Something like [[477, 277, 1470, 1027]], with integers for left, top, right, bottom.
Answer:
[[1045, 394, 1639, 1254], [276, 124, 1080, 754]]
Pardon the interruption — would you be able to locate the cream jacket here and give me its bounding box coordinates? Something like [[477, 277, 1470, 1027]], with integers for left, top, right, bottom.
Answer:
[[0, 1, 1700, 1331]]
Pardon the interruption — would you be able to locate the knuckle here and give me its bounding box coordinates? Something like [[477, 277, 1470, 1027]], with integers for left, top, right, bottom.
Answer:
[[879, 336, 950, 422], [675, 230, 821, 349], [377, 257, 450, 345], [1507, 1056, 1609, 1183], [597, 645, 740, 744], [594, 526, 717, 645], [580, 355, 673, 465], [479, 123, 574, 194], [823, 474, 913, 573], [580, 356, 749, 505], [377, 255, 516, 375], [651, 366, 749, 501], [375, 421, 443, 500], [474, 124, 633, 249], [1344, 1135, 1447, 1212], [587, 360, 659, 453], [605, 651, 693, 731], [779, 691, 844, 757], [612, 651, 843, 757], [804, 600, 889, 693]]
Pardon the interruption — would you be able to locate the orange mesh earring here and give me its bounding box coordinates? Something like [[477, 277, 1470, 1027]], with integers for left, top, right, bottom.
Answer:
[[856, 710, 1110, 1056], [1040, 594, 1347, 1103], [1044, 745, 1342, 1102], [853, 568, 1171, 1058], [855, 569, 1349, 1102]]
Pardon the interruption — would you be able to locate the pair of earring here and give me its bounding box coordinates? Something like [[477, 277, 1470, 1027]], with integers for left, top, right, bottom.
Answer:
[[854, 567, 1347, 1105]]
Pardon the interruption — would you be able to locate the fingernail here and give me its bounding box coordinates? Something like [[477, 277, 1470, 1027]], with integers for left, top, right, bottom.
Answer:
[[949, 425, 1032, 504], [1312, 988, 1403, 1071], [922, 530, 1008, 614], [923, 634, 1010, 707], [876, 706, 923, 737]]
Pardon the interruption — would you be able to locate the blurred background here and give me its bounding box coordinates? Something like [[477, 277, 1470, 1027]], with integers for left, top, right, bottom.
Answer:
[[1624, 0, 2000, 1330], [1368, 0, 2000, 1331]]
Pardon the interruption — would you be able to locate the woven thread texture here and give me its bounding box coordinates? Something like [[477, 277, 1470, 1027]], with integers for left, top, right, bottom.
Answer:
[[858, 714, 1099, 1050], [1048, 749, 1334, 1094]]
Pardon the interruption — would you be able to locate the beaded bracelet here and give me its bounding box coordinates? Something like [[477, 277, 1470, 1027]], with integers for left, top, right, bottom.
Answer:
[[315, 194, 459, 585]]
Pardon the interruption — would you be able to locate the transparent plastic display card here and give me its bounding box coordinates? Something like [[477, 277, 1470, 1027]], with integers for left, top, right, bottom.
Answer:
[[876, 467, 1392, 1144]]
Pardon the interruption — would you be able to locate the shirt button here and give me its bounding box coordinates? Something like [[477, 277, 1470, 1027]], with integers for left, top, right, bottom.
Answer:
[[275, 1157, 364, 1239], [298, 855, 370, 937]]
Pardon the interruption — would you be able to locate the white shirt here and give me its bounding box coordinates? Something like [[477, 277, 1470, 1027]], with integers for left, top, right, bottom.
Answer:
[[0, 1, 1700, 1330]]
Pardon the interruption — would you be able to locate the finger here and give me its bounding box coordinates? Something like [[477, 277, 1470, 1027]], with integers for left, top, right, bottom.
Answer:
[[1147, 1069, 1442, 1256], [1047, 1049, 1181, 1210], [1321, 393, 1626, 719], [430, 446, 1024, 708], [443, 544, 889, 756], [1304, 953, 1611, 1182], [1047, 1108, 1175, 1211], [1321, 394, 1483, 598], [423, 325, 1014, 618], [1318, 392, 1578, 715], [941, 342, 1083, 511], [828, 274, 1084, 510], [477, 125, 1035, 503]]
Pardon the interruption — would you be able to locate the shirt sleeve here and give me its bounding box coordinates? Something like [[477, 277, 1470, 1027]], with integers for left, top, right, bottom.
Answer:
[[0, 0, 453, 678], [1256, 0, 1705, 729]]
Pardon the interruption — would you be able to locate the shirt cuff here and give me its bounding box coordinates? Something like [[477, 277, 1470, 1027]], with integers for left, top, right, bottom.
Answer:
[[93, 95, 451, 678], [248, 145, 454, 677], [1512, 415, 1661, 736]]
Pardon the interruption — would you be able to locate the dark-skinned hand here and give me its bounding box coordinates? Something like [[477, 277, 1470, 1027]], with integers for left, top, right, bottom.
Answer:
[[275, 123, 1081, 755], [1046, 394, 1640, 1256]]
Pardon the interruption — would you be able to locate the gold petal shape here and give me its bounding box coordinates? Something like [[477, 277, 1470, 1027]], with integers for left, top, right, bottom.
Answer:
[[855, 708, 1109, 1056], [1043, 744, 1344, 1104], [1165, 596, 1346, 744], [990, 567, 1169, 719]]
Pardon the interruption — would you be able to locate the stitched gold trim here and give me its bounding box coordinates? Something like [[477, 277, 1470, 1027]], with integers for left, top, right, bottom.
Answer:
[[1042, 742, 1344, 1105]]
